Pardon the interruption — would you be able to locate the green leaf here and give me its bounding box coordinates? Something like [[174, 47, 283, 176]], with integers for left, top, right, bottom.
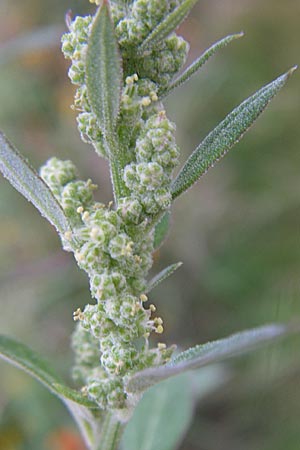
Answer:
[[0, 334, 95, 408], [126, 323, 295, 392], [153, 212, 171, 249], [0, 334, 99, 447], [86, 1, 122, 137], [146, 262, 182, 293], [139, 0, 199, 52], [122, 374, 193, 450], [0, 132, 71, 234], [171, 67, 297, 199], [161, 32, 244, 97]]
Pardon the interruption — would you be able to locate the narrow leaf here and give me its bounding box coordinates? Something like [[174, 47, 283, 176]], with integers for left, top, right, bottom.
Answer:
[[139, 0, 199, 52], [122, 374, 193, 450], [0, 334, 95, 408], [162, 32, 244, 97], [0, 132, 70, 234], [146, 262, 182, 293], [172, 67, 297, 199], [86, 1, 122, 136], [153, 212, 171, 249], [126, 323, 294, 392]]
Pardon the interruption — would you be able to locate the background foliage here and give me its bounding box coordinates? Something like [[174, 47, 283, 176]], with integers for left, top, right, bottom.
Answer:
[[0, 0, 299, 449]]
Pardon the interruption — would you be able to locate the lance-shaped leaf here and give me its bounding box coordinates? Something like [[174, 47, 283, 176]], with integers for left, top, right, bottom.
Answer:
[[86, 1, 122, 136], [161, 32, 244, 97], [0, 132, 70, 234], [0, 334, 101, 447], [172, 67, 297, 199], [146, 262, 182, 293], [122, 374, 193, 450], [126, 323, 295, 393], [139, 0, 199, 52], [153, 212, 171, 249], [0, 334, 95, 408]]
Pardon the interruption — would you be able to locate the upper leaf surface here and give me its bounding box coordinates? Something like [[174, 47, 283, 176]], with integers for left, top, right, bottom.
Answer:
[[86, 1, 122, 136], [126, 323, 293, 392], [153, 212, 171, 249], [0, 334, 95, 408], [172, 68, 296, 199], [0, 132, 70, 234], [122, 374, 193, 450]]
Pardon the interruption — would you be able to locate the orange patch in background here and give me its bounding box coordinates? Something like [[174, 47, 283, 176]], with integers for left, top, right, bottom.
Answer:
[[45, 429, 86, 450]]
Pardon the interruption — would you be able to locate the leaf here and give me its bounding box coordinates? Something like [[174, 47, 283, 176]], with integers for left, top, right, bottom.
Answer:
[[171, 67, 297, 199], [153, 212, 171, 249], [126, 323, 296, 392], [161, 32, 244, 97], [0, 334, 95, 408], [139, 0, 199, 52], [0, 132, 71, 234], [146, 262, 182, 293], [86, 1, 122, 137], [122, 374, 193, 450]]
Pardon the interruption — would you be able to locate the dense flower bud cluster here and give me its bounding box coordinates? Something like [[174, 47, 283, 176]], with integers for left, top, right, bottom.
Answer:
[[50, 0, 190, 415], [124, 111, 179, 217], [40, 158, 173, 412]]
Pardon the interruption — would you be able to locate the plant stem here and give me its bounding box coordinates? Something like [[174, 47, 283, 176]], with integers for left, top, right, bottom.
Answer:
[[93, 413, 124, 450]]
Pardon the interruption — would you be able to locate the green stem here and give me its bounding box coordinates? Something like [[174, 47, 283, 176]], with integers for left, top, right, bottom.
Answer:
[[93, 413, 125, 450]]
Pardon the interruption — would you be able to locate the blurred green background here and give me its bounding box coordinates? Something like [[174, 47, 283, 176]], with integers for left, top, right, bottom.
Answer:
[[0, 0, 300, 449]]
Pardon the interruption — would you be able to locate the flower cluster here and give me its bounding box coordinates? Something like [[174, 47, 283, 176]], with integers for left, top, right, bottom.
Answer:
[[40, 0, 190, 415]]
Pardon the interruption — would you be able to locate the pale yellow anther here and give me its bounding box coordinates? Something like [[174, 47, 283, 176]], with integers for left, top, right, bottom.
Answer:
[[81, 386, 88, 396], [135, 301, 141, 310], [97, 288, 103, 299], [150, 91, 158, 102], [154, 317, 163, 325], [73, 308, 84, 321], [134, 255, 142, 264], [64, 230, 72, 240], [125, 76, 134, 85], [87, 179, 98, 190], [73, 51, 81, 60], [82, 211, 90, 221], [77, 206, 84, 214], [122, 241, 134, 256], [158, 343, 167, 350], [93, 203, 105, 210], [149, 304, 156, 312], [89, 0, 101, 5], [141, 96, 151, 107], [90, 227, 99, 239], [133, 73, 138, 81], [156, 325, 164, 334], [140, 293, 148, 302], [75, 251, 84, 262], [143, 332, 150, 339]]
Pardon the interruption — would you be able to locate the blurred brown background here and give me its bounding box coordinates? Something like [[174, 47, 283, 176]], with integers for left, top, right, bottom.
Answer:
[[0, 0, 300, 449]]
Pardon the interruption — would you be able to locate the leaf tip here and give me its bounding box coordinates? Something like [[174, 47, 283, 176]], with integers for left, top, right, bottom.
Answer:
[[236, 31, 245, 39], [288, 65, 298, 77]]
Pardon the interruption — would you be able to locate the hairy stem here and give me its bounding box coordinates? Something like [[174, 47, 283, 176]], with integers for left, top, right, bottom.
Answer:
[[93, 413, 124, 450]]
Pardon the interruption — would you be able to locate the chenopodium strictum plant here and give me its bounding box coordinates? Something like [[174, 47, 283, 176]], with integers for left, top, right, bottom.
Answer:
[[0, 0, 298, 449]]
